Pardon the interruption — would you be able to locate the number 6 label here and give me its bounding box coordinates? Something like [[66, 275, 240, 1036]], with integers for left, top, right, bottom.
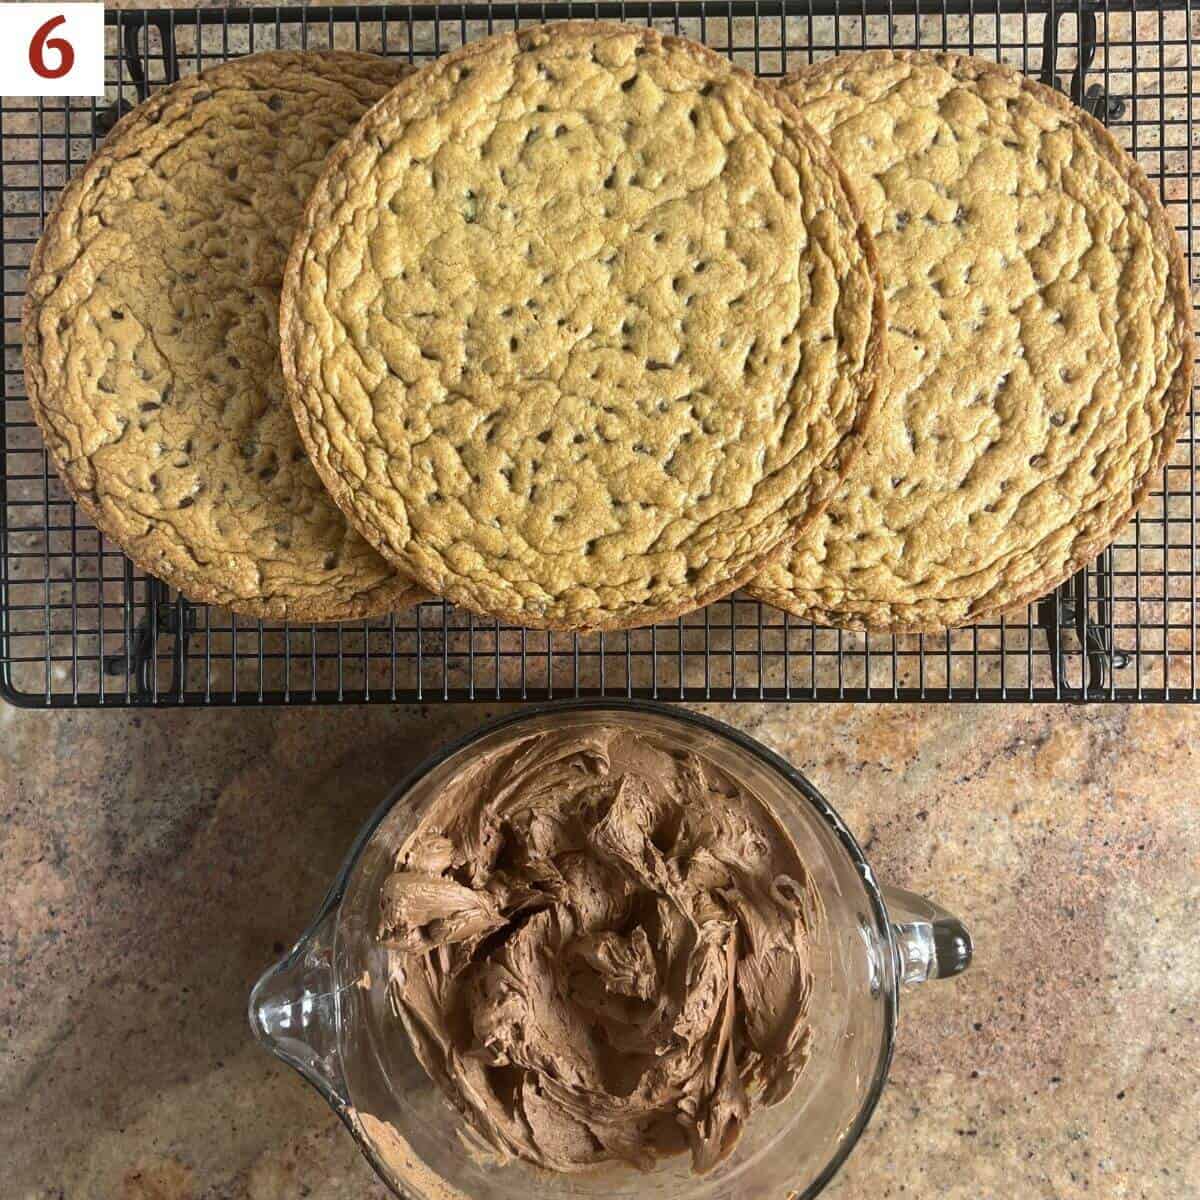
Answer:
[[30, 16, 77, 80], [1, 4, 104, 97]]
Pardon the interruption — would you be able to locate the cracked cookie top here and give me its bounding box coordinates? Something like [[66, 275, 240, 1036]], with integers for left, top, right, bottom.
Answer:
[[748, 50, 1193, 631], [24, 50, 424, 620], [282, 22, 883, 631]]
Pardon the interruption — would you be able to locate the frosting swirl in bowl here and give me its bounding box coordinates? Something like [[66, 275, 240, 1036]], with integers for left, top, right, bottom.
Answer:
[[377, 725, 822, 1175]]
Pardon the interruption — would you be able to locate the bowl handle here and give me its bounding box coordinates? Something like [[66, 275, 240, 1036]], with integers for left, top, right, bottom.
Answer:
[[883, 885, 973, 986], [249, 906, 350, 1112]]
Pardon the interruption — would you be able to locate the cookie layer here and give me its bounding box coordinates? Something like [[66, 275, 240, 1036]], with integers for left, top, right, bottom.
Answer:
[[282, 22, 883, 631], [748, 50, 1193, 631], [24, 51, 424, 619]]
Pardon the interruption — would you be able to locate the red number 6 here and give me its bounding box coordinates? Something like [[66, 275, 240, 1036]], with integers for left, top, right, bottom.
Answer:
[[29, 14, 75, 80]]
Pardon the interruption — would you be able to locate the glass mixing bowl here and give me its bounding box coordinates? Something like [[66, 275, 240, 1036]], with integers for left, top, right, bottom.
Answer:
[[251, 702, 971, 1200]]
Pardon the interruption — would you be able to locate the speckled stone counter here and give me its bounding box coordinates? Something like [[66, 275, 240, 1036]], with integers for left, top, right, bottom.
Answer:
[[4, 701, 1199, 1199]]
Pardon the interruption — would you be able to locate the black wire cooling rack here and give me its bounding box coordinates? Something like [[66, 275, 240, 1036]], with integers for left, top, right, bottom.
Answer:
[[1, 2, 1196, 706]]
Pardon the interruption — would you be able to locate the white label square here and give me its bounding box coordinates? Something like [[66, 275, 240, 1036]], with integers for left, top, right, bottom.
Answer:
[[0, 4, 105, 97]]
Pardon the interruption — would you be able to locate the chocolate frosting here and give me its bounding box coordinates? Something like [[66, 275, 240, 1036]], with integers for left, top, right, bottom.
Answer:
[[378, 726, 821, 1175]]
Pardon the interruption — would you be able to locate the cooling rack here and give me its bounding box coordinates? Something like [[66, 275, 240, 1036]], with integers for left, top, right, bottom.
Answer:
[[1, 1, 1196, 706]]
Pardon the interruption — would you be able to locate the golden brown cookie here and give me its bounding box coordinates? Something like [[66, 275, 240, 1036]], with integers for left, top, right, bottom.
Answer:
[[747, 50, 1193, 631], [23, 51, 425, 620], [282, 22, 883, 632]]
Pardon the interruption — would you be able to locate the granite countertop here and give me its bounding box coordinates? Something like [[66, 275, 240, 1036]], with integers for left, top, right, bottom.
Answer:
[[4, 4, 1199, 1197], [5, 700, 1199, 1199]]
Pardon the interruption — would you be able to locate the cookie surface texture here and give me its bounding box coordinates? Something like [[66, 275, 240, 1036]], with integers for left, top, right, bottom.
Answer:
[[282, 22, 883, 631], [747, 50, 1193, 630], [24, 50, 424, 620]]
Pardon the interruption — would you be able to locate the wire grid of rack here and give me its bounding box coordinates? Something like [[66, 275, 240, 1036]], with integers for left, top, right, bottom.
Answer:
[[1, 1, 1196, 706]]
